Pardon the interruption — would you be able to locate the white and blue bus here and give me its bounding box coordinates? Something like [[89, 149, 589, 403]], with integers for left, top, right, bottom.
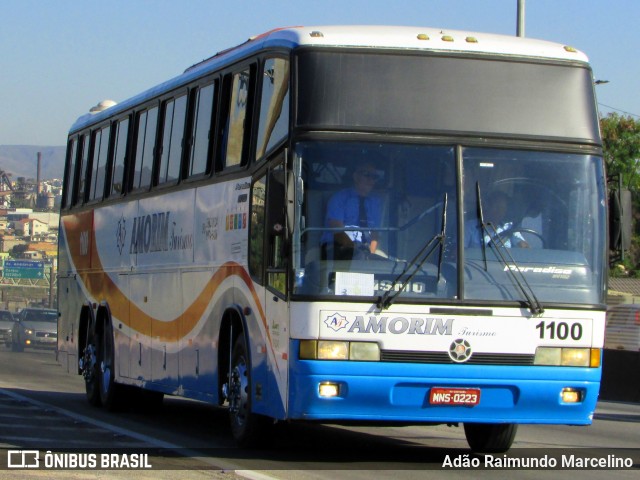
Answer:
[[57, 26, 606, 453]]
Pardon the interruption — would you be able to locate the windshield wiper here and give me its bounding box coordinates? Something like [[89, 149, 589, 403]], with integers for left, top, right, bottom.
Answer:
[[476, 183, 488, 271], [476, 183, 544, 315], [377, 193, 447, 310]]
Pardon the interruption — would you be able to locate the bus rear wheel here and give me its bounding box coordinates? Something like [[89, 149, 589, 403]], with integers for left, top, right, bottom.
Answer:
[[81, 322, 101, 407], [464, 423, 517, 453]]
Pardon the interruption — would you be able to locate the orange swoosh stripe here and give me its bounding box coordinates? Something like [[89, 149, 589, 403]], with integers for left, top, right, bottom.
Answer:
[[79, 262, 267, 343], [63, 214, 269, 344]]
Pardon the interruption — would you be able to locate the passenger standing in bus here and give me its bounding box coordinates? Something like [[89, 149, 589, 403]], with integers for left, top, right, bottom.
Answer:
[[321, 163, 383, 260]]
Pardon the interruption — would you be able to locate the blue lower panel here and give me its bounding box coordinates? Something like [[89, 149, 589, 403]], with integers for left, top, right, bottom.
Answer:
[[288, 353, 600, 425]]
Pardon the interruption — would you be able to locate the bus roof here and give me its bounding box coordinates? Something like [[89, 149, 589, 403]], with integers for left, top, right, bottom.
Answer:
[[70, 25, 589, 134], [198, 25, 589, 66]]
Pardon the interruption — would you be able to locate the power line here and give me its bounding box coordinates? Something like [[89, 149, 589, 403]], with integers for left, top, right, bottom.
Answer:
[[598, 103, 640, 119]]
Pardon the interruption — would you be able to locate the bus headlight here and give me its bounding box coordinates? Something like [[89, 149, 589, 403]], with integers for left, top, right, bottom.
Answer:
[[534, 347, 600, 367], [318, 341, 349, 360], [350, 342, 381, 361], [300, 340, 380, 361]]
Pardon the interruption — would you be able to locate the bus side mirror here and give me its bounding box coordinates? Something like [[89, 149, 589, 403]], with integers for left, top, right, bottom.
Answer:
[[610, 190, 622, 251], [286, 173, 296, 235], [267, 171, 286, 237], [609, 189, 631, 252]]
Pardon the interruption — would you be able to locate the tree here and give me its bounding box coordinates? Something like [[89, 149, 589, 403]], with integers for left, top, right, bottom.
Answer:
[[601, 113, 640, 190], [601, 114, 640, 272]]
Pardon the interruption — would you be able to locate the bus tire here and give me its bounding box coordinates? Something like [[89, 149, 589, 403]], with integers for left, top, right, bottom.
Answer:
[[228, 335, 265, 446], [82, 321, 101, 407], [98, 316, 123, 410], [464, 423, 517, 453]]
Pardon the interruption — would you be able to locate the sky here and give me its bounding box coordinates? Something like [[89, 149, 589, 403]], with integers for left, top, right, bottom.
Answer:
[[1, 0, 638, 146]]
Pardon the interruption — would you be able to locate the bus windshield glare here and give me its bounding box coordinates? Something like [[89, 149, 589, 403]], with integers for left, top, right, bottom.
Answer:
[[293, 140, 606, 306]]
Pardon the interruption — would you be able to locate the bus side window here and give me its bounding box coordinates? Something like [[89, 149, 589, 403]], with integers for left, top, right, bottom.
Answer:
[[188, 83, 216, 177], [89, 125, 110, 201], [110, 117, 129, 196], [133, 107, 158, 191], [255, 58, 289, 162], [63, 138, 78, 208], [158, 94, 187, 185], [266, 162, 287, 294], [249, 159, 287, 294], [76, 134, 91, 205], [249, 175, 267, 282], [219, 66, 255, 170]]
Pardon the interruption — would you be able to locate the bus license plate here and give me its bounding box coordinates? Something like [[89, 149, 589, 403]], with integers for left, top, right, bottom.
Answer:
[[429, 387, 481, 406]]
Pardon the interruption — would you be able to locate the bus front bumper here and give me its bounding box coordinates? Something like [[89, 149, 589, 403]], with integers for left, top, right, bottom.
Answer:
[[288, 358, 600, 425]]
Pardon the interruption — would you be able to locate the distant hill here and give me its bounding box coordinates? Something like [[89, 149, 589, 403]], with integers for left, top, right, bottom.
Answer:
[[0, 145, 66, 180]]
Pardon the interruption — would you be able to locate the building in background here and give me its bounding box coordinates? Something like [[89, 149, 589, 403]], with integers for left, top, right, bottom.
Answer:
[[0, 207, 58, 260]]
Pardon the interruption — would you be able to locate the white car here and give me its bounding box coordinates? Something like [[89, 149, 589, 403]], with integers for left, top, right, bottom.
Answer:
[[0, 310, 15, 347], [11, 308, 58, 352]]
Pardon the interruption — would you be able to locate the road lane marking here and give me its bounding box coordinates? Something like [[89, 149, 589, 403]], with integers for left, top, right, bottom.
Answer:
[[0, 386, 280, 479]]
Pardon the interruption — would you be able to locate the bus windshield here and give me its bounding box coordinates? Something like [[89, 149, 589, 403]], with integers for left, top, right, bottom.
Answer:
[[293, 140, 606, 306]]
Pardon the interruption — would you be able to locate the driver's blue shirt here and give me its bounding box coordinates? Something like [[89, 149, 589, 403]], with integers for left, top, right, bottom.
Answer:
[[321, 188, 382, 246], [465, 220, 525, 248]]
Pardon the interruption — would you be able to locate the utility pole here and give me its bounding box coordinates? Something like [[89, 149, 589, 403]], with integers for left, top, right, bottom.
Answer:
[[517, 0, 526, 37]]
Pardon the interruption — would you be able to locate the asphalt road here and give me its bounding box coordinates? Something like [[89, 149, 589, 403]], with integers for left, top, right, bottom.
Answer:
[[0, 347, 638, 479]]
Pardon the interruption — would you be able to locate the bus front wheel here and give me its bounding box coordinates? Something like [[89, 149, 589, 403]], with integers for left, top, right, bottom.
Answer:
[[98, 317, 123, 410], [464, 423, 517, 453], [227, 335, 265, 446]]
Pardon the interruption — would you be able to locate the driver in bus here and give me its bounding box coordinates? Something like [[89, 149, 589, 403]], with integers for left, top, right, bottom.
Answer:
[[520, 196, 544, 248], [465, 191, 529, 248], [321, 163, 383, 260]]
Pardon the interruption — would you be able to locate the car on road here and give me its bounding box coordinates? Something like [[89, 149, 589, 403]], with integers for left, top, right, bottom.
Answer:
[[11, 308, 58, 352], [605, 303, 640, 351], [0, 310, 15, 347]]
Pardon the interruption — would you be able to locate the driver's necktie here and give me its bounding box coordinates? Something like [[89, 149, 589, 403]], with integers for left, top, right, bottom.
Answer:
[[359, 196, 369, 243]]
